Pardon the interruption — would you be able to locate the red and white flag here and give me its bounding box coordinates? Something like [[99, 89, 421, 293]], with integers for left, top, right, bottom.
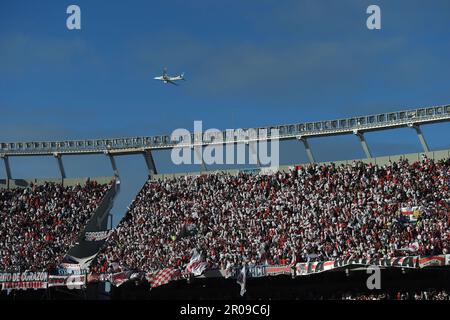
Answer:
[[146, 269, 181, 289]]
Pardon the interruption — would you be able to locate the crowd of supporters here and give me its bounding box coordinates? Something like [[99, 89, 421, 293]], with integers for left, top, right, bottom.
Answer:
[[339, 289, 450, 300], [92, 156, 450, 274], [0, 180, 112, 272]]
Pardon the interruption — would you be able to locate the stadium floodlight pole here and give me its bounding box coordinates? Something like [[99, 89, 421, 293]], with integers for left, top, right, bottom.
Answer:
[[53, 152, 66, 183], [297, 136, 315, 164], [143, 149, 157, 177], [1, 154, 12, 188], [104, 151, 120, 178], [353, 130, 372, 159], [408, 123, 430, 153]]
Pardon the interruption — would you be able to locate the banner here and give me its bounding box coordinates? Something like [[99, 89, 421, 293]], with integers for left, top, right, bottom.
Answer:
[[400, 206, 422, 223], [295, 255, 450, 276], [48, 275, 86, 288], [446, 255, 450, 266], [266, 265, 292, 276], [85, 230, 111, 242], [221, 265, 290, 279], [418, 255, 446, 268], [0, 272, 48, 290], [247, 265, 267, 278], [2, 254, 441, 291], [86, 254, 449, 289], [56, 263, 85, 276]]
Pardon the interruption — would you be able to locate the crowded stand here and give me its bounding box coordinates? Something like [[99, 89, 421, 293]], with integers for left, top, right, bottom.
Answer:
[[339, 289, 450, 300], [92, 156, 450, 274], [0, 180, 112, 272]]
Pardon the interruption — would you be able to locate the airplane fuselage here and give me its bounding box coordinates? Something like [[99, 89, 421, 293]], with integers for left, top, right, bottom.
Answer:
[[154, 73, 184, 84]]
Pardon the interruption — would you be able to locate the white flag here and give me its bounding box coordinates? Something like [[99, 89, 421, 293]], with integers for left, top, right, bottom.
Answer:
[[186, 249, 208, 276], [224, 262, 233, 279], [236, 265, 246, 297], [399, 242, 419, 253]]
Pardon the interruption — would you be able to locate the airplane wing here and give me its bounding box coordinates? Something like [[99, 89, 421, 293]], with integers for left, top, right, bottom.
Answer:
[[167, 79, 178, 86], [163, 67, 168, 77]]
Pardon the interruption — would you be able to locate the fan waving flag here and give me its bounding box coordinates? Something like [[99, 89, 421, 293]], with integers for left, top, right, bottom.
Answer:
[[400, 207, 422, 223], [398, 242, 420, 253], [289, 251, 297, 268], [236, 265, 247, 297], [146, 269, 181, 289], [185, 249, 208, 276]]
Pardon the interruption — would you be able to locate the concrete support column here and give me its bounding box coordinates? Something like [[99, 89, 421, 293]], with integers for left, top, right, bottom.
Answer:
[[353, 130, 372, 159], [409, 124, 430, 153], [143, 149, 157, 177], [298, 136, 315, 164], [106, 152, 120, 178], [248, 142, 261, 167], [53, 153, 66, 183], [1, 155, 12, 189], [194, 146, 207, 172]]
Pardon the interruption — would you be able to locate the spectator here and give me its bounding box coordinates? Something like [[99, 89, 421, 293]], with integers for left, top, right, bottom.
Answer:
[[0, 180, 112, 272], [340, 289, 449, 300], [92, 156, 450, 274]]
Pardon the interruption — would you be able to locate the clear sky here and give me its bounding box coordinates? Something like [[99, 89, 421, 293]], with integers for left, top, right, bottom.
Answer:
[[1, 0, 450, 224]]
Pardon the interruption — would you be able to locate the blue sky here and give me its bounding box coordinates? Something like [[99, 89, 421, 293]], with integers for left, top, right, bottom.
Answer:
[[1, 0, 450, 224]]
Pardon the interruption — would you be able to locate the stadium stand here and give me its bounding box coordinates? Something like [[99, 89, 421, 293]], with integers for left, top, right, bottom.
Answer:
[[0, 179, 114, 272], [339, 289, 450, 300], [91, 155, 450, 275]]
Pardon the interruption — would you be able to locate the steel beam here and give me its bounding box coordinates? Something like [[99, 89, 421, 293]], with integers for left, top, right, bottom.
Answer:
[[298, 137, 315, 164], [53, 153, 66, 181], [248, 142, 261, 167], [1, 155, 12, 180], [143, 150, 157, 177], [409, 124, 430, 153], [353, 131, 372, 159], [1, 155, 12, 189], [106, 153, 120, 178], [194, 146, 207, 172]]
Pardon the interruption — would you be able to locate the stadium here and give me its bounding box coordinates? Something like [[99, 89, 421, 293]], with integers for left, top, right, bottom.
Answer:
[[1, 104, 450, 300], [1, 1, 450, 309]]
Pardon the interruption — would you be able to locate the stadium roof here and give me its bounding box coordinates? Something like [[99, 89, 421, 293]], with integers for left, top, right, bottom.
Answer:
[[1, 104, 449, 180], [1, 104, 449, 157]]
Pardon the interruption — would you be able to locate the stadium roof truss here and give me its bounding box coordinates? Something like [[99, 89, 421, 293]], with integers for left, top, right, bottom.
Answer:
[[1, 104, 449, 180]]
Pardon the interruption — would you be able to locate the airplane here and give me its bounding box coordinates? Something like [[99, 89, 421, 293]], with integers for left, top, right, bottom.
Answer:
[[154, 68, 185, 85]]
